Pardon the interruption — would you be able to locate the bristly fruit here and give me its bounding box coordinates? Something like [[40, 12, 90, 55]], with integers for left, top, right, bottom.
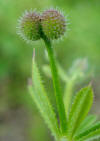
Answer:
[[17, 10, 41, 42], [41, 9, 66, 40]]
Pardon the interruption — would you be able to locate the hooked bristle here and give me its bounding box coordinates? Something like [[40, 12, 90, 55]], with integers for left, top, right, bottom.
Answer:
[[17, 8, 68, 43], [17, 10, 41, 42], [41, 9, 67, 40]]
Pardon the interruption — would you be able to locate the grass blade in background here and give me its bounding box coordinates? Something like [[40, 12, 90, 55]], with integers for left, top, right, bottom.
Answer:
[[67, 86, 93, 139]]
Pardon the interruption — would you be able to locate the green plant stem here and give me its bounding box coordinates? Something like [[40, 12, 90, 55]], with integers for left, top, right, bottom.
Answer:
[[42, 35, 67, 134]]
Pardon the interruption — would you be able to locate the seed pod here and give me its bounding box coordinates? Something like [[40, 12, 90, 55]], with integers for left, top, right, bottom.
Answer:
[[17, 10, 41, 42], [41, 9, 66, 40]]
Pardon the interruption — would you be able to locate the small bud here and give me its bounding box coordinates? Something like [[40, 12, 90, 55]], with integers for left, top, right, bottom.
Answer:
[[17, 10, 41, 42], [41, 9, 66, 39]]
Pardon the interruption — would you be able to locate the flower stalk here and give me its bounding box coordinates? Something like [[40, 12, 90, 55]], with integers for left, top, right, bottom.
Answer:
[[42, 34, 67, 134]]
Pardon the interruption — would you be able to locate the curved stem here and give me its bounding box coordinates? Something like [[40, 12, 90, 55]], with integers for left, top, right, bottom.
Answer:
[[42, 35, 67, 134]]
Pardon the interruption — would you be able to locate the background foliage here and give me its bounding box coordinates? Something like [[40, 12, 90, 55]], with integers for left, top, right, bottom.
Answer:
[[0, 0, 100, 141]]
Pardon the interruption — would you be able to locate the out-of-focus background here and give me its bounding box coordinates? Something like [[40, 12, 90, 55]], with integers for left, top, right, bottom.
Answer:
[[0, 0, 100, 141]]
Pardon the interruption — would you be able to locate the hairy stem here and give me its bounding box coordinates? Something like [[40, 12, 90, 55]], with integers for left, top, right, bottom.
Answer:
[[42, 35, 67, 134]]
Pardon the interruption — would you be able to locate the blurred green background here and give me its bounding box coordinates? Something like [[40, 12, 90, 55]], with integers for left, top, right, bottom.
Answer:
[[0, 0, 100, 141]]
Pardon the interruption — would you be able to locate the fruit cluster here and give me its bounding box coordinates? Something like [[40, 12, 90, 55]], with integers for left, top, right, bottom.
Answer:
[[17, 9, 67, 42]]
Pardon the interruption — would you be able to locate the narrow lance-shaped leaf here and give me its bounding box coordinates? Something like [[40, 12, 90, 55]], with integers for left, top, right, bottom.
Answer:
[[74, 121, 100, 141], [67, 86, 93, 139], [28, 57, 60, 139], [75, 114, 97, 135]]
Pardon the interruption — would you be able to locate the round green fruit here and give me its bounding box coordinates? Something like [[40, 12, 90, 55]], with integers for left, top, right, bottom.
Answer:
[[41, 9, 66, 40], [17, 10, 41, 42]]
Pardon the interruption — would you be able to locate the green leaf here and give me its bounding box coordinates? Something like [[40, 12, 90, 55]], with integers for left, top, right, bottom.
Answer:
[[67, 86, 93, 139], [57, 63, 69, 82], [74, 121, 100, 141], [42, 65, 52, 78], [64, 78, 75, 117], [42, 63, 69, 82], [28, 58, 60, 139], [75, 115, 97, 135]]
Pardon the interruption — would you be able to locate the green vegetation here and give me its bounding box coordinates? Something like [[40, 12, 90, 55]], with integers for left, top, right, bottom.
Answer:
[[0, 0, 100, 141]]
